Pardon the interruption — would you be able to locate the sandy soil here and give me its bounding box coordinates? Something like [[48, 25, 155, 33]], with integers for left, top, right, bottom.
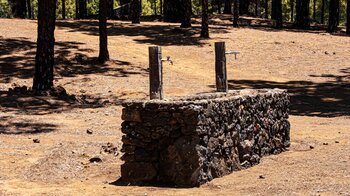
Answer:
[[0, 17, 349, 195]]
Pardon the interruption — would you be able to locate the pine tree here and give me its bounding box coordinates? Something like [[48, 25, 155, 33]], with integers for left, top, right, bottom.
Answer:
[[33, 0, 57, 92], [200, 0, 209, 38], [327, 0, 340, 33], [98, 0, 110, 63]]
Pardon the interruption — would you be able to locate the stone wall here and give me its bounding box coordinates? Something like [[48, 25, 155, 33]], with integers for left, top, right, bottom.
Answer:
[[120, 89, 290, 187]]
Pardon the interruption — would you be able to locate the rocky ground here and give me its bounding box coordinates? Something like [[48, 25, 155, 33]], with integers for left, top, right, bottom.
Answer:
[[0, 17, 349, 195]]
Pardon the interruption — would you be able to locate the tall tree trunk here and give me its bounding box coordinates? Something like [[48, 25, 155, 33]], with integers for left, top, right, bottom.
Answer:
[[217, 0, 222, 14], [98, 0, 110, 63], [327, 0, 339, 33], [239, 0, 250, 15], [79, 0, 87, 19], [33, 0, 57, 92], [109, 0, 114, 18], [27, 0, 32, 18], [264, 0, 269, 18], [313, 0, 316, 21], [181, 0, 192, 27], [160, 0, 163, 15], [256, 0, 261, 17], [290, 0, 294, 22], [75, 0, 79, 19], [200, 0, 209, 38], [321, 0, 325, 23], [130, 0, 140, 23], [271, 0, 282, 27], [163, 0, 182, 22], [9, 0, 27, 18], [62, 0, 66, 19], [347, 0, 350, 34], [233, 0, 239, 27], [295, 0, 310, 28], [224, 0, 232, 14]]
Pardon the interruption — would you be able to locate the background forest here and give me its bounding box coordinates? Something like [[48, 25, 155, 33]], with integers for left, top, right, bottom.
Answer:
[[0, 0, 348, 26]]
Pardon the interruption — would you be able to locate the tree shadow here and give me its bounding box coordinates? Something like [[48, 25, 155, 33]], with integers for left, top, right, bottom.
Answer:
[[0, 37, 148, 83], [208, 68, 349, 117], [207, 14, 350, 37], [55, 20, 230, 46], [0, 119, 57, 135]]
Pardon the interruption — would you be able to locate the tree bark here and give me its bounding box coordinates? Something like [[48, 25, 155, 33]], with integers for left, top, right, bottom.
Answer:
[[62, 0, 66, 19], [290, 0, 294, 22], [33, 0, 57, 92], [239, 0, 250, 15], [98, 0, 110, 63], [181, 0, 192, 27], [295, 0, 310, 28], [130, 0, 141, 23], [224, 0, 232, 14], [256, 0, 261, 17], [217, 0, 222, 14], [79, 0, 87, 19], [233, 0, 239, 27], [271, 0, 282, 28], [313, 0, 316, 21], [327, 0, 340, 33], [347, 0, 350, 34], [163, 0, 182, 22], [27, 0, 32, 18], [9, 0, 27, 18], [264, 0, 269, 18], [160, 0, 163, 15], [321, 0, 325, 23], [200, 0, 209, 38], [75, 0, 79, 19]]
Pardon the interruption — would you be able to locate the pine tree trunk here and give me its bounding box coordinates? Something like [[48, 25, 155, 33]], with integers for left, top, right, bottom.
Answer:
[[264, 0, 269, 18], [200, 0, 209, 38], [79, 0, 87, 19], [233, 0, 239, 27], [130, 0, 140, 23], [164, 0, 182, 22], [223, 0, 232, 14], [321, 0, 325, 23], [27, 0, 32, 18], [9, 0, 27, 18], [256, 0, 261, 17], [313, 0, 316, 21], [62, 0, 66, 19], [181, 0, 192, 27], [290, 0, 294, 22], [98, 0, 110, 63], [217, 0, 222, 14], [271, 0, 282, 27], [160, 0, 163, 15], [75, 0, 79, 19], [33, 0, 57, 92], [295, 0, 310, 28], [327, 0, 339, 33], [347, 0, 350, 34], [239, 0, 249, 15]]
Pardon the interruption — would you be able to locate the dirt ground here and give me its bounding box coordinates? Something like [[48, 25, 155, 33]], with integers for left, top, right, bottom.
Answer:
[[0, 17, 349, 195]]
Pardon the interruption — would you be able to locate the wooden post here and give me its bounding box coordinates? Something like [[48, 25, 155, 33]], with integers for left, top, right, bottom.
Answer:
[[215, 42, 228, 93], [149, 46, 163, 100]]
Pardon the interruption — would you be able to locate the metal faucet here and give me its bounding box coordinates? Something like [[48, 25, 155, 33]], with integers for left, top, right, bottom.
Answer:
[[162, 56, 173, 65]]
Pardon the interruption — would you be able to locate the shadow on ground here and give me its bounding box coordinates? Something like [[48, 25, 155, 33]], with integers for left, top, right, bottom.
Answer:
[[0, 119, 57, 135], [55, 20, 229, 46], [209, 68, 350, 117], [0, 37, 148, 84]]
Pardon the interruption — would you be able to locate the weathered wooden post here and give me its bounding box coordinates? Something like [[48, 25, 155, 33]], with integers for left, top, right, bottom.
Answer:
[[149, 46, 163, 100], [215, 42, 228, 93]]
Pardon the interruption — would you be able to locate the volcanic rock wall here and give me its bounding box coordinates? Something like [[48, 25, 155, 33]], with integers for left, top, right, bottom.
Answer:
[[120, 89, 290, 187]]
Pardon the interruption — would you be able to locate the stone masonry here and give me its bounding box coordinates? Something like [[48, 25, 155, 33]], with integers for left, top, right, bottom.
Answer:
[[120, 89, 290, 187]]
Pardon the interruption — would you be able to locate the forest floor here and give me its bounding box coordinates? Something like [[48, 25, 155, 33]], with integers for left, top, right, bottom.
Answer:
[[0, 16, 350, 195]]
